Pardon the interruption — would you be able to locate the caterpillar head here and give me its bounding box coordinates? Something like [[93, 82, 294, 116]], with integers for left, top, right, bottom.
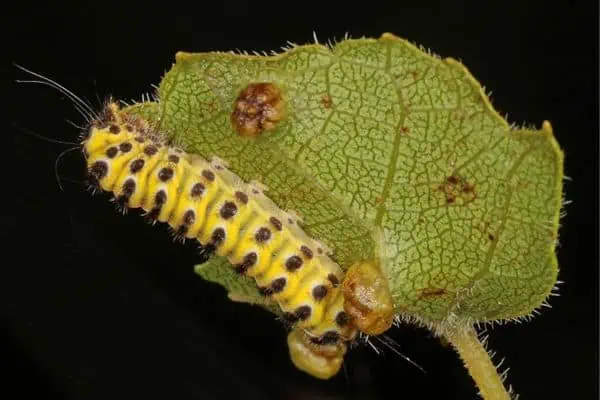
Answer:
[[342, 259, 395, 336]]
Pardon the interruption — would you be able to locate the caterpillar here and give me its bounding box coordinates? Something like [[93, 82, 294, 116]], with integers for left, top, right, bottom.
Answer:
[[17, 64, 401, 380], [82, 101, 362, 379]]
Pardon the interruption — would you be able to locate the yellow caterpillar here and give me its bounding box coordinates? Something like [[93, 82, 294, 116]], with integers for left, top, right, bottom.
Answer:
[[83, 102, 364, 379], [17, 64, 405, 381]]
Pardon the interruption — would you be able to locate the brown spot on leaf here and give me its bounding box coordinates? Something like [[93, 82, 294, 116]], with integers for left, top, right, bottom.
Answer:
[[488, 233, 496, 241], [462, 182, 475, 193], [453, 110, 466, 122], [446, 175, 460, 185], [438, 174, 476, 205], [321, 95, 333, 109], [419, 287, 447, 299], [400, 126, 410, 136], [231, 82, 285, 137]]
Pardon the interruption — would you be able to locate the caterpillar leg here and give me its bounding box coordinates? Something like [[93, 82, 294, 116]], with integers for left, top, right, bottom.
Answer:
[[342, 260, 394, 336], [287, 328, 347, 380]]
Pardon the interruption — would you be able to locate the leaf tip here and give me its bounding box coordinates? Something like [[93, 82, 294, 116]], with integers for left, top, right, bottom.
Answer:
[[380, 32, 405, 43], [541, 120, 554, 135], [193, 264, 205, 274]]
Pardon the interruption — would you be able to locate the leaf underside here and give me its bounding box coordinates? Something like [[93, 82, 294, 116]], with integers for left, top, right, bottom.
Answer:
[[124, 33, 564, 325]]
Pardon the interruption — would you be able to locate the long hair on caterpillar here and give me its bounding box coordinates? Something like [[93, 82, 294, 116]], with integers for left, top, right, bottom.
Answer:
[[14, 64, 157, 193]]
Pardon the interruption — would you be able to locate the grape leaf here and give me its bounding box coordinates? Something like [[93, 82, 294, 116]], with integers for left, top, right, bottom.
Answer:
[[125, 33, 563, 325]]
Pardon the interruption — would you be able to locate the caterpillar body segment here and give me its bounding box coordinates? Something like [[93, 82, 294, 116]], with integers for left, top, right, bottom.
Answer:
[[82, 103, 362, 379]]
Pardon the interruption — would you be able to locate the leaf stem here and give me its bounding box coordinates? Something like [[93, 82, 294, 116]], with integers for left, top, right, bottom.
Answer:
[[444, 325, 513, 400]]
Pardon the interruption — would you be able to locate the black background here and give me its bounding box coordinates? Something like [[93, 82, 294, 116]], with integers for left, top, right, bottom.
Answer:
[[2, 1, 598, 399]]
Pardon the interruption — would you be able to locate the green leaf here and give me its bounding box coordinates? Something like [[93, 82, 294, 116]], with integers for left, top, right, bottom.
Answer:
[[124, 33, 564, 325], [122, 101, 159, 121], [194, 259, 281, 316]]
